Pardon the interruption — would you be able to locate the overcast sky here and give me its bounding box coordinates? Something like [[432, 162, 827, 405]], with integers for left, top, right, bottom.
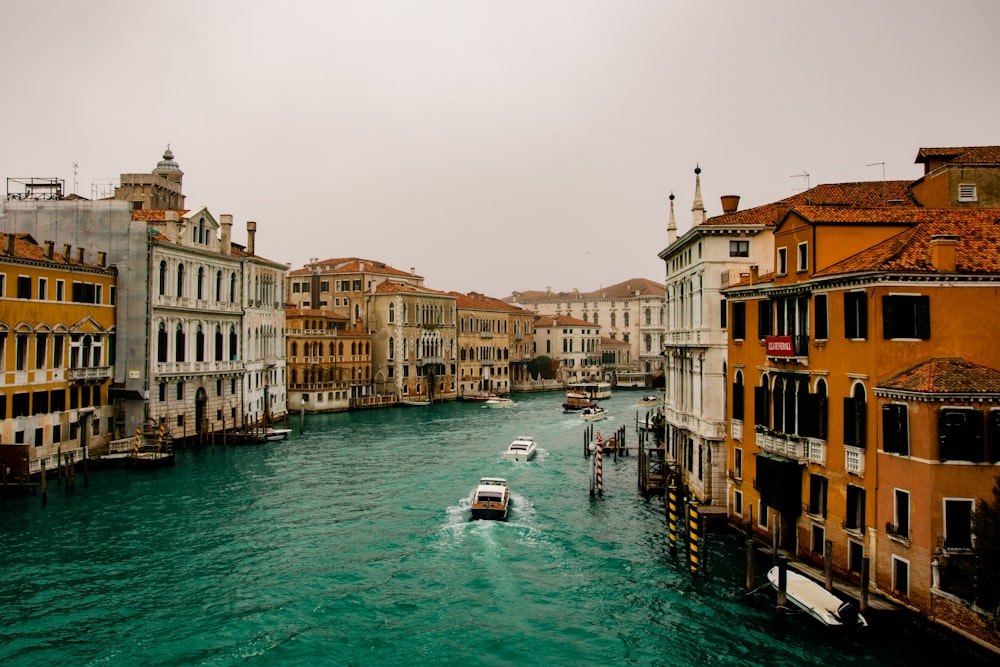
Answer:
[[3, 1, 998, 298]]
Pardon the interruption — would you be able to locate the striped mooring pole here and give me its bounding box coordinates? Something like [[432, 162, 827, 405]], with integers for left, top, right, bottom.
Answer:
[[134, 425, 141, 458], [667, 481, 678, 556], [595, 437, 603, 497], [688, 499, 702, 576]]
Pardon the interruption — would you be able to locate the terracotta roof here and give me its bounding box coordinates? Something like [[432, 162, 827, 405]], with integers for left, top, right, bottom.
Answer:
[[533, 314, 595, 328], [374, 281, 449, 296], [449, 291, 530, 313], [0, 232, 106, 269], [288, 257, 418, 279], [812, 209, 1000, 277], [509, 277, 664, 302], [915, 146, 1000, 166], [878, 358, 1000, 394], [700, 181, 918, 228], [601, 336, 627, 346], [131, 209, 190, 221]]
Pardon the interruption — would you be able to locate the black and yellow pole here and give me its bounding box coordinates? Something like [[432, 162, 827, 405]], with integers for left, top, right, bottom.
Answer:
[[667, 481, 678, 556], [687, 499, 701, 577]]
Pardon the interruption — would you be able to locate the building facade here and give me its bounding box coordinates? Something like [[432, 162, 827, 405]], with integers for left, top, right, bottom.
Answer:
[[0, 233, 117, 473], [451, 291, 534, 398], [532, 314, 602, 385]]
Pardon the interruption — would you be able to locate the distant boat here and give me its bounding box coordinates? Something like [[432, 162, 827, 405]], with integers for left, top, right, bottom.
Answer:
[[503, 436, 537, 461], [566, 381, 612, 400], [401, 399, 432, 407], [462, 391, 499, 403], [470, 477, 510, 520], [485, 397, 515, 408], [636, 394, 660, 408], [265, 428, 292, 441], [767, 566, 867, 627], [562, 391, 596, 412]]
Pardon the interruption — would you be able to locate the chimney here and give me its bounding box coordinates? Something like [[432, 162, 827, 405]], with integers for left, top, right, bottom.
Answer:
[[359, 261, 365, 272], [930, 235, 958, 273], [165, 210, 180, 242], [44, 240, 54, 259], [77, 247, 85, 264], [97, 251, 106, 267], [220, 214, 233, 255], [410, 267, 415, 276], [721, 195, 740, 214], [773, 201, 790, 224], [246, 221, 257, 256], [63, 244, 72, 262], [749, 265, 759, 284], [5, 235, 15, 256]]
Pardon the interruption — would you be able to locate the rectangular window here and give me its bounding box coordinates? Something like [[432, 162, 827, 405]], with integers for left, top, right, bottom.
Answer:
[[733, 489, 743, 516], [797, 242, 808, 272], [731, 302, 746, 340], [939, 408, 984, 462], [176, 381, 184, 400], [845, 485, 866, 532], [844, 291, 867, 339], [958, 183, 978, 202], [882, 294, 930, 340], [17, 276, 31, 299], [811, 524, 825, 554], [893, 556, 910, 597], [0, 274, 4, 296], [758, 502, 769, 529], [52, 424, 61, 444], [757, 299, 773, 338], [943, 499, 974, 550], [352, 279, 362, 291], [882, 403, 909, 455], [35, 334, 47, 369], [56, 280, 64, 301], [292, 283, 300, 293], [38, 278, 47, 300], [729, 240, 749, 257], [814, 294, 828, 340], [809, 474, 828, 518], [777, 247, 787, 275], [892, 489, 910, 540], [320, 281, 329, 292], [734, 448, 743, 479], [848, 540, 864, 574], [720, 299, 727, 328]]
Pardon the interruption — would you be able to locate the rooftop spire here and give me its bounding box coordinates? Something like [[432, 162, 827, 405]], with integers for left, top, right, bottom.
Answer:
[[691, 164, 706, 225], [667, 191, 677, 245]]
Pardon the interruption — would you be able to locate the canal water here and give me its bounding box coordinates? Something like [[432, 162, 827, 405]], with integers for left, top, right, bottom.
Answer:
[[1, 392, 994, 666]]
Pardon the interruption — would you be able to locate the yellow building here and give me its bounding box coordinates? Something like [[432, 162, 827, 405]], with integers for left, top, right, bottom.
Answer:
[[451, 291, 534, 398], [0, 233, 117, 476]]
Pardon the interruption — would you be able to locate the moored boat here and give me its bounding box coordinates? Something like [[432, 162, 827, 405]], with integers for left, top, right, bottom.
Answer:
[[766, 566, 867, 627], [265, 428, 292, 441], [503, 436, 537, 461], [462, 391, 499, 403], [470, 477, 510, 520]]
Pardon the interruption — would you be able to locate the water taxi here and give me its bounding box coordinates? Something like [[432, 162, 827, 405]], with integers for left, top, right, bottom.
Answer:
[[580, 406, 608, 422], [636, 394, 660, 408], [503, 436, 537, 461], [470, 478, 510, 520], [562, 391, 597, 412], [567, 381, 613, 400], [485, 397, 515, 408]]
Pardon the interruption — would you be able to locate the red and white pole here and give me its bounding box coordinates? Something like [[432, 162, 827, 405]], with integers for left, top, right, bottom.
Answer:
[[595, 437, 603, 497]]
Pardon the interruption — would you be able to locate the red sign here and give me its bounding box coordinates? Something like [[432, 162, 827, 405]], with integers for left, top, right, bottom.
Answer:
[[766, 336, 794, 357]]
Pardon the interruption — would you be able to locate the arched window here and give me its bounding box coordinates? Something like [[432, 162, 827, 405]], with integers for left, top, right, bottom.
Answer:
[[389, 303, 395, 323], [230, 273, 236, 302], [815, 379, 828, 439], [732, 370, 744, 420], [845, 383, 867, 448], [291, 341, 298, 357], [175, 324, 186, 362], [216, 271, 222, 302], [215, 326, 223, 361], [229, 326, 237, 360], [624, 312, 630, 327], [197, 267, 205, 300], [176, 264, 185, 297], [157, 323, 168, 362], [389, 337, 395, 360], [159, 261, 167, 295], [196, 325, 205, 361]]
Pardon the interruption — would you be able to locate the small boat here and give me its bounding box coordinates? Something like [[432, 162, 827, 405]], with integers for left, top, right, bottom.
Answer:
[[580, 406, 608, 422], [401, 399, 432, 407], [563, 391, 596, 412], [485, 397, 515, 408], [462, 391, 499, 403], [636, 394, 660, 408], [591, 431, 617, 454], [265, 428, 292, 441], [503, 436, 537, 461], [767, 566, 867, 627], [470, 477, 510, 520]]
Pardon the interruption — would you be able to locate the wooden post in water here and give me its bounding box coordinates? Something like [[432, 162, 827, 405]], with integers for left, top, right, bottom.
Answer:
[[771, 514, 779, 567], [745, 505, 755, 601], [2, 462, 7, 501], [824, 540, 834, 592], [40, 460, 47, 505], [299, 401, 305, 435], [860, 557, 870, 615], [687, 499, 701, 577], [776, 557, 788, 622], [57, 446, 63, 486], [82, 441, 88, 487]]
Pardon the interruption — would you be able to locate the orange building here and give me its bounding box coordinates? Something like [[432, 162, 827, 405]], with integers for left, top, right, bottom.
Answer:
[[724, 205, 1000, 641]]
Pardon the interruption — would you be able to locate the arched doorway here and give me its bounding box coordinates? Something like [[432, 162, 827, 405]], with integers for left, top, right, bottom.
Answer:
[[195, 387, 208, 439]]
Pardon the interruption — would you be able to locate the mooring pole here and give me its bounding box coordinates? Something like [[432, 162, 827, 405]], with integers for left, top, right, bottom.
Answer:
[[860, 557, 870, 615], [824, 539, 834, 592], [776, 557, 788, 623], [667, 481, 678, 556]]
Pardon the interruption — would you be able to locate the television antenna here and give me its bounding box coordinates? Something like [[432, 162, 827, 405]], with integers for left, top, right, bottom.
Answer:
[[789, 170, 810, 191], [72, 162, 79, 195], [866, 162, 886, 204]]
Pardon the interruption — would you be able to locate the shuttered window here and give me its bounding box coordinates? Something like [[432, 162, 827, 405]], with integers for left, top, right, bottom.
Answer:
[[882, 403, 909, 455], [882, 294, 930, 340]]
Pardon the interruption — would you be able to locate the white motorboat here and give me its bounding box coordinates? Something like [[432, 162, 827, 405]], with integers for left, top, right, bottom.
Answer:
[[767, 566, 867, 627], [580, 406, 608, 422], [485, 397, 515, 408], [503, 436, 537, 461], [636, 394, 660, 408], [470, 478, 510, 520], [265, 428, 292, 441]]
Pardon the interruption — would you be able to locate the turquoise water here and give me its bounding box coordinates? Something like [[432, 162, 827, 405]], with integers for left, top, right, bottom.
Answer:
[[0, 392, 994, 666]]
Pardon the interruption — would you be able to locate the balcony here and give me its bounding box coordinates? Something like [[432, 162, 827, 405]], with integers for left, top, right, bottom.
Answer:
[[67, 366, 112, 381], [845, 446, 865, 476], [756, 429, 807, 462], [765, 334, 809, 360]]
